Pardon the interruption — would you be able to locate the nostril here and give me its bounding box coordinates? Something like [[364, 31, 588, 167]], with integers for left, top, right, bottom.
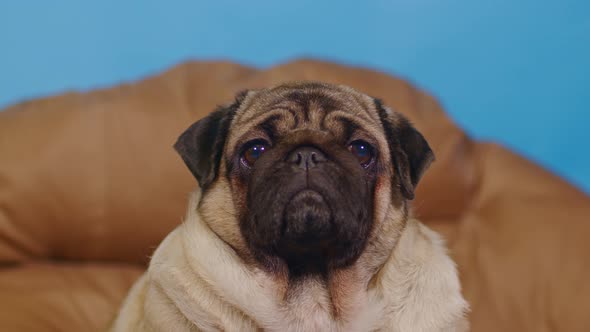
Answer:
[[311, 152, 317, 164], [296, 152, 303, 165]]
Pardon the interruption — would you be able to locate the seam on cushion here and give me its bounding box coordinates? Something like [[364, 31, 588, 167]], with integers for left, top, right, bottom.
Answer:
[[0, 203, 45, 263]]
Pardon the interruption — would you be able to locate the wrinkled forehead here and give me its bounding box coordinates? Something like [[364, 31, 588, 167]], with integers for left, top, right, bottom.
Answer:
[[226, 83, 383, 149]]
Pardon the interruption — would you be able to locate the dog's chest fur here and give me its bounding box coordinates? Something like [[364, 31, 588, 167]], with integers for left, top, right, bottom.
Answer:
[[276, 277, 385, 331]]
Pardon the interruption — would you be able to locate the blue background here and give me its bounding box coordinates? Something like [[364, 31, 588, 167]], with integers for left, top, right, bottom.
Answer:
[[1, 1, 588, 192]]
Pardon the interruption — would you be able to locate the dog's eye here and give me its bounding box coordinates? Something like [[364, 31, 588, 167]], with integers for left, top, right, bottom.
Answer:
[[348, 140, 373, 167], [241, 142, 269, 167]]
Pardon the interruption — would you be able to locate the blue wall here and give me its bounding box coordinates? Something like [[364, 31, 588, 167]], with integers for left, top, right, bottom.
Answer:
[[1, 1, 588, 192]]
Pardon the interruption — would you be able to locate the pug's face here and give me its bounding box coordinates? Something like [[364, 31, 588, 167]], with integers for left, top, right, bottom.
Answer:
[[175, 82, 433, 275]]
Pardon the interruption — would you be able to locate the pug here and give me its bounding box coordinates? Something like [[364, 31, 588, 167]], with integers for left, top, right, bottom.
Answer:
[[111, 82, 468, 331]]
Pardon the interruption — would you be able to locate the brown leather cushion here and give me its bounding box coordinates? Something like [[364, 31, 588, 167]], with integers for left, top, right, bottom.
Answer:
[[0, 59, 588, 331], [0, 263, 141, 331]]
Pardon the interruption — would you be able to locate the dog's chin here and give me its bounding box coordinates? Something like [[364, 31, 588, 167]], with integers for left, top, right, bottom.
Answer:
[[271, 187, 373, 276], [278, 189, 334, 258]]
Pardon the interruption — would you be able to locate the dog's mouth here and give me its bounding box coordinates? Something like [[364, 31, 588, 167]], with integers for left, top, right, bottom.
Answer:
[[281, 189, 334, 247]]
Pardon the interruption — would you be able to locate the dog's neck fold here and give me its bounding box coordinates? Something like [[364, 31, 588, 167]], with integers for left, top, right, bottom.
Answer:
[[153, 190, 467, 331]]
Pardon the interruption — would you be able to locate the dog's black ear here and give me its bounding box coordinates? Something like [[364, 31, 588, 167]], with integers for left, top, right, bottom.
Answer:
[[174, 91, 249, 189], [374, 99, 435, 200]]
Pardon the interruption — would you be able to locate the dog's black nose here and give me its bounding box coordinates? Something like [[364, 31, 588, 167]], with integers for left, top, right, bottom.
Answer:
[[288, 146, 327, 170]]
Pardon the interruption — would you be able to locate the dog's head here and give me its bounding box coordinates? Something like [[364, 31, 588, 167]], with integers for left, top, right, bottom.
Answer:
[[175, 82, 433, 275]]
